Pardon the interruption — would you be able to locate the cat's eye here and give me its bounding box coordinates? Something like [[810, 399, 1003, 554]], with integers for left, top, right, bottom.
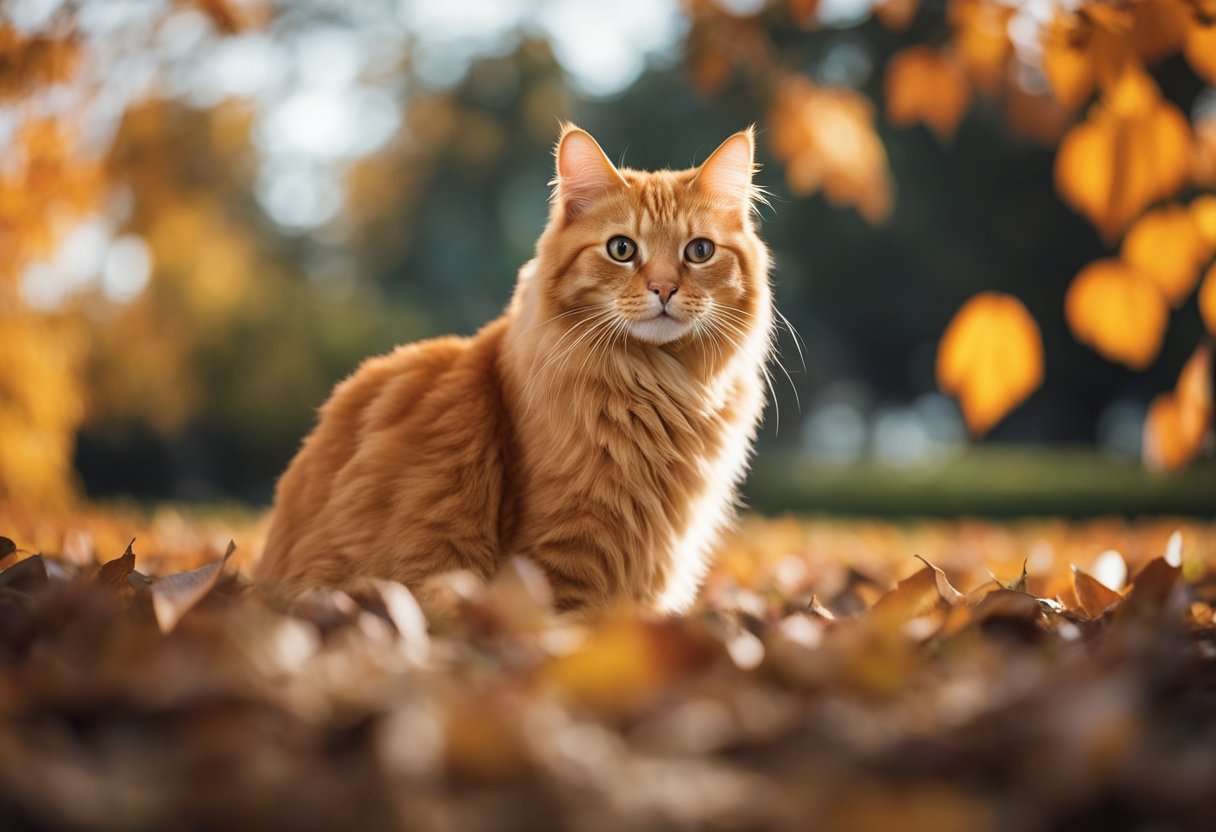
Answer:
[[684, 238, 715, 263], [606, 236, 637, 262]]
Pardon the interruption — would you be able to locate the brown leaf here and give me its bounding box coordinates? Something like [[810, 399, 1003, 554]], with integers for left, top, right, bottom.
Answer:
[[150, 541, 235, 633], [97, 538, 135, 590], [0, 554, 48, 593], [0, 536, 15, 561], [1072, 566, 1123, 618]]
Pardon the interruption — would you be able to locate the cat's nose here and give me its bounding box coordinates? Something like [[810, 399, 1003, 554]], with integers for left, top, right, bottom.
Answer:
[[648, 280, 678, 305]]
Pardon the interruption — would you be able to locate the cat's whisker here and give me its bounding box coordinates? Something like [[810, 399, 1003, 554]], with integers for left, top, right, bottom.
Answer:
[[774, 306, 807, 372], [710, 307, 799, 414], [703, 314, 782, 433]]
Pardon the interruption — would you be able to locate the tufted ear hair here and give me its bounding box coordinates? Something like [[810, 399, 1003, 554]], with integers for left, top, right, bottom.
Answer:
[[552, 124, 627, 221], [693, 127, 757, 213]]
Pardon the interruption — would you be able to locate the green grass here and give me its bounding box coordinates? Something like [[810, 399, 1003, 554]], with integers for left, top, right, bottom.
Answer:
[[745, 445, 1216, 518]]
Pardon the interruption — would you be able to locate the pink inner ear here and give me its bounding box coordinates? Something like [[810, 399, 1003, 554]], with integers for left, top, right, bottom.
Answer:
[[557, 130, 624, 218], [697, 133, 754, 205]]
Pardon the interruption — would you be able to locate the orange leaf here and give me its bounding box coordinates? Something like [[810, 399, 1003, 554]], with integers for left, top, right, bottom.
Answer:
[[1191, 194, 1216, 249], [948, 0, 1013, 96], [936, 292, 1043, 436], [769, 75, 893, 224], [885, 47, 971, 142], [1184, 23, 1216, 85], [1054, 67, 1192, 240], [1121, 204, 1209, 306], [1065, 259, 1169, 369], [1200, 263, 1216, 337], [1143, 344, 1213, 470], [874, 0, 919, 32], [1193, 117, 1216, 188]]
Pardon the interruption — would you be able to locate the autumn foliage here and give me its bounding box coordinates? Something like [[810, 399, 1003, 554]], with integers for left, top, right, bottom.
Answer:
[[2, 509, 1215, 829]]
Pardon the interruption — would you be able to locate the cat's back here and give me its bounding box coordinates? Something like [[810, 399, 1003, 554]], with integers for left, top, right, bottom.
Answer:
[[256, 318, 515, 600]]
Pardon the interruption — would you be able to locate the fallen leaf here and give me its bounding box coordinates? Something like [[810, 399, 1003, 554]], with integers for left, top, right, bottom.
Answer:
[[885, 46, 971, 142], [1065, 259, 1169, 369], [97, 538, 135, 590], [1121, 205, 1210, 306], [150, 540, 235, 633], [1072, 566, 1123, 618], [936, 292, 1044, 435], [372, 578, 429, 664], [0, 536, 15, 563], [0, 554, 48, 593]]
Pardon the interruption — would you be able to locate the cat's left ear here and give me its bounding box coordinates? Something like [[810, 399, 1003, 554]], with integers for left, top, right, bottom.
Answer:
[[694, 128, 756, 213]]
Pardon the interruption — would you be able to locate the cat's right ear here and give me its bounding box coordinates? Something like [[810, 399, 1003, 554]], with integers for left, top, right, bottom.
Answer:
[[553, 125, 627, 221]]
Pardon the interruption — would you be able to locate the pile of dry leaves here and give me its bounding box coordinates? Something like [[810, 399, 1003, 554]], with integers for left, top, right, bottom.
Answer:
[[1, 511, 1215, 831]]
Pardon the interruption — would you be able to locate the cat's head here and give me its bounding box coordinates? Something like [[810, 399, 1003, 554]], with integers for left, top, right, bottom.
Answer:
[[533, 125, 770, 354]]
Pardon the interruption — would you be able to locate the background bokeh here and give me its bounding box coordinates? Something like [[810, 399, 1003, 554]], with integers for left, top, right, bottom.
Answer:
[[2, 0, 1214, 514]]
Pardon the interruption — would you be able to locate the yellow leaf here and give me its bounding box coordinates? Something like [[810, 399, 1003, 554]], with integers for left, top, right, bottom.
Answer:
[[1200, 263, 1216, 336], [1184, 22, 1216, 85], [1054, 67, 1192, 240], [1191, 194, 1216, 249], [1121, 204, 1209, 306], [936, 292, 1043, 436], [885, 47, 971, 142], [1065, 259, 1169, 369], [1143, 345, 1213, 471]]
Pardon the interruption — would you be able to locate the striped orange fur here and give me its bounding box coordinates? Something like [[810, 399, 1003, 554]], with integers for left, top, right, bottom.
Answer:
[[255, 126, 774, 612]]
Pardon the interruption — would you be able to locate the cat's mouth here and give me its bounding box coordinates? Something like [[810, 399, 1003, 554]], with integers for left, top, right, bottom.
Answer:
[[627, 311, 692, 344]]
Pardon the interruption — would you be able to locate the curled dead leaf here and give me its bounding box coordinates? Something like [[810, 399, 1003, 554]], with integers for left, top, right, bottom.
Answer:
[[1072, 565, 1123, 619], [97, 539, 136, 590], [150, 540, 235, 633], [936, 292, 1043, 435]]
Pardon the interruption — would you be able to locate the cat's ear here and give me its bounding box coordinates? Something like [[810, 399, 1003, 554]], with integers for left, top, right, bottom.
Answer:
[[553, 125, 627, 221], [694, 128, 756, 212]]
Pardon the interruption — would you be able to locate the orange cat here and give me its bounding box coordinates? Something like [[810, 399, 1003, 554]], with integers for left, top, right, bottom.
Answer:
[[255, 125, 774, 612]]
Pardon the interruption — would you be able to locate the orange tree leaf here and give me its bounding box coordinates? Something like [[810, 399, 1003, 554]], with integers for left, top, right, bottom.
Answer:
[[1040, 7, 1133, 109], [947, 0, 1013, 95], [769, 74, 893, 224], [1201, 263, 1216, 336], [885, 47, 971, 142], [1184, 23, 1216, 85], [1193, 117, 1216, 188], [1128, 0, 1191, 63], [1191, 194, 1216, 249], [936, 292, 1043, 436], [1121, 204, 1210, 306], [874, 0, 919, 32], [1054, 67, 1192, 241], [1143, 344, 1213, 471], [1065, 259, 1169, 369]]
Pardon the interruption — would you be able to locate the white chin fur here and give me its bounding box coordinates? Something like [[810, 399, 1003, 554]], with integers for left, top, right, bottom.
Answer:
[[628, 316, 692, 344]]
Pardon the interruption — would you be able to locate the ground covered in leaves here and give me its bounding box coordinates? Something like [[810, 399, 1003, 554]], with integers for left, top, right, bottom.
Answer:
[[2, 505, 1215, 832]]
